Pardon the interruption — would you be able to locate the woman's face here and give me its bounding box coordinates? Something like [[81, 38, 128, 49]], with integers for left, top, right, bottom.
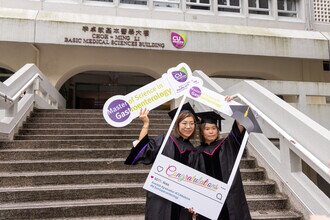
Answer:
[[202, 123, 219, 143], [178, 116, 195, 139]]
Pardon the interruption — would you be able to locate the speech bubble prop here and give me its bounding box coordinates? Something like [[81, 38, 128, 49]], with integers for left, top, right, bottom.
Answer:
[[103, 63, 203, 127]]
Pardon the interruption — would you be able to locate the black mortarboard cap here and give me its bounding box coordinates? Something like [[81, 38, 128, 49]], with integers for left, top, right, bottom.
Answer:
[[196, 111, 225, 131], [230, 105, 262, 133], [168, 102, 199, 122]]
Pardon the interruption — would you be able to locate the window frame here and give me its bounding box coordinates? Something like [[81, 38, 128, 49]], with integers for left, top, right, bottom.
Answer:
[[277, 0, 298, 17], [248, 0, 271, 15], [186, 0, 212, 11], [218, 0, 241, 13], [153, 0, 180, 8]]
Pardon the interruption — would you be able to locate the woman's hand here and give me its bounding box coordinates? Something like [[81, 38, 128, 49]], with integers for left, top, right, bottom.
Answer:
[[138, 108, 150, 141], [187, 207, 197, 220], [224, 95, 236, 102], [139, 108, 150, 126]]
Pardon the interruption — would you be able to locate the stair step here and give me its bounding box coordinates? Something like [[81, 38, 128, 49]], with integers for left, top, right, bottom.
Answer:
[[49, 215, 145, 220], [14, 134, 204, 141], [0, 157, 253, 172], [0, 183, 145, 203], [23, 123, 169, 129], [14, 134, 154, 140], [0, 158, 149, 172], [247, 195, 288, 211], [0, 140, 137, 149], [241, 168, 265, 181], [19, 128, 168, 135], [0, 195, 292, 219], [0, 148, 250, 163], [243, 180, 276, 195], [251, 210, 302, 219], [0, 139, 215, 149], [48, 211, 302, 220], [0, 148, 131, 160], [0, 198, 146, 219], [34, 109, 168, 113], [241, 157, 256, 169], [26, 118, 171, 124], [31, 112, 169, 118], [0, 179, 276, 204], [0, 168, 264, 187], [0, 170, 150, 187]]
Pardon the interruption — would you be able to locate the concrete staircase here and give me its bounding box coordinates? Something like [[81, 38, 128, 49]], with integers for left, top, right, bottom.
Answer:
[[0, 109, 302, 219]]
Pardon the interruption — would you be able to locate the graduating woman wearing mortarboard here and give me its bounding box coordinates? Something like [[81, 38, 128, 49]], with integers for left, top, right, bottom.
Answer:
[[124, 103, 199, 220], [191, 96, 252, 220]]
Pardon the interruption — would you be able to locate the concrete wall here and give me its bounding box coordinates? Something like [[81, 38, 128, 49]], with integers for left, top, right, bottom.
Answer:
[[1, 42, 329, 91]]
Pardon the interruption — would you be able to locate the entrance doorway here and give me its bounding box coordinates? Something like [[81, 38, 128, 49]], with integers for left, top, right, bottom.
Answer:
[[60, 71, 160, 109], [0, 67, 14, 82]]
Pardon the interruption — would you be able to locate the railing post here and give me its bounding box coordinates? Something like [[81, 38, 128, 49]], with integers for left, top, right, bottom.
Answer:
[[279, 134, 302, 174], [279, 135, 290, 171], [33, 78, 40, 93], [289, 148, 302, 173], [26, 84, 34, 95], [5, 102, 17, 117]]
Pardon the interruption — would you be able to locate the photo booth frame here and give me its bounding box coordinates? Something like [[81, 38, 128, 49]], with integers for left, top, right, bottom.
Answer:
[[142, 93, 249, 220], [103, 63, 261, 219]]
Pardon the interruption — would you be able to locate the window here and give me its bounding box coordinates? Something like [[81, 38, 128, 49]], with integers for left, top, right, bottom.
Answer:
[[324, 61, 330, 71], [278, 0, 297, 17], [249, 0, 270, 15], [218, 0, 241, 13], [88, 0, 113, 2], [186, 0, 211, 10], [120, 0, 147, 5], [153, 0, 180, 8]]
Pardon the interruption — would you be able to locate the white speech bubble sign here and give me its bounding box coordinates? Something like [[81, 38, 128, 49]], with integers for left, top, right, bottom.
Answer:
[[103, 63, 202, 127]]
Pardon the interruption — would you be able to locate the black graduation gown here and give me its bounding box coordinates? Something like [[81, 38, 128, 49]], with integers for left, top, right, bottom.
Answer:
[[125, 134, 195, 220], [192, 122, 251, 220]]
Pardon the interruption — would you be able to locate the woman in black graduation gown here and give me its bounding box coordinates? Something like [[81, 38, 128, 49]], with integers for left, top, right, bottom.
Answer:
[[124, 103, 198, 220], [192, 97, 252, 220]]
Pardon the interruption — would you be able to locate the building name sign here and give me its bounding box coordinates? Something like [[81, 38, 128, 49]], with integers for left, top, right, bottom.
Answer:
[[64, 25, 165, 49]]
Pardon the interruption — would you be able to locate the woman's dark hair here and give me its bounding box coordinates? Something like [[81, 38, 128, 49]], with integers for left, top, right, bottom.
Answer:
[[172, 111, 196, 139], [199, 123, 220, 143]]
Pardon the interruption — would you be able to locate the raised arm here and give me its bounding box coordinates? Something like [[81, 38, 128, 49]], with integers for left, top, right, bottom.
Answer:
[[138, 108, 150, 141], [225, 95, 245, 133]]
